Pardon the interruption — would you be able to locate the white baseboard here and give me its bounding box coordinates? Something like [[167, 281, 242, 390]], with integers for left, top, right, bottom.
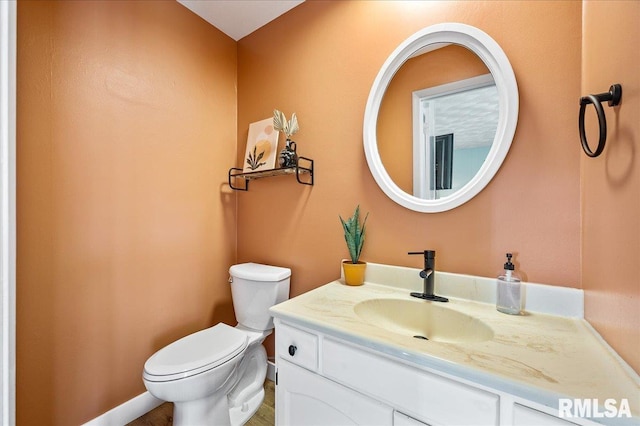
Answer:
[[81, 391, 163, 426], [83, 362, 277, 425], [267, 360, 276, 382]]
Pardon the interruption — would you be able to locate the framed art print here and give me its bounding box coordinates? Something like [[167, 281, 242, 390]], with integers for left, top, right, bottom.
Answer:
[[243, 118, 279, 173]]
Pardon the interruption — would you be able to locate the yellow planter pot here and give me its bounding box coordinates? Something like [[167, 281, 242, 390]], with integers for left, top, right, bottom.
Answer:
[[342, 261, 366, 286]]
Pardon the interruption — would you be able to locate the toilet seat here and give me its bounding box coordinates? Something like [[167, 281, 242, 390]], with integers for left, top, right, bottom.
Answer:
[[143, 323, 247, 382]]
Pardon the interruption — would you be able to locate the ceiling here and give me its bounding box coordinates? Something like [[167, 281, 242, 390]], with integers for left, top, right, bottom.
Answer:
[[177, 0, 305, 41]]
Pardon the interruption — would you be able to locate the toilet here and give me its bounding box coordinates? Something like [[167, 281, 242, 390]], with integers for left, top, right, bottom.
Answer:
[[143, 263, 291, 426]]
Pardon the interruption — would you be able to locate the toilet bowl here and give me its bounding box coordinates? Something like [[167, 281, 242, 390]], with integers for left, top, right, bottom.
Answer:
[[143, 263, 290, 426]]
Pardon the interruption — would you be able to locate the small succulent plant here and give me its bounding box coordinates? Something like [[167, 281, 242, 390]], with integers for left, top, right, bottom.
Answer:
[[339, 205, 369, 264], [273, 109, 299, 139]]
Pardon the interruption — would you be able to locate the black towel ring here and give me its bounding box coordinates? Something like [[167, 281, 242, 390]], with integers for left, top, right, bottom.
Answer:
[[579, 84, 622, 157]]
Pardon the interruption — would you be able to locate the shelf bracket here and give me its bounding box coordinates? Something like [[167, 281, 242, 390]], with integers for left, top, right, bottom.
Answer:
[[228, 167, 249, 191], [295, 156, 314, 186]]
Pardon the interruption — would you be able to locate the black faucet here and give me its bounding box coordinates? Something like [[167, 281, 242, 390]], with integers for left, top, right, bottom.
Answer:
[[408, 250, 448, 302]]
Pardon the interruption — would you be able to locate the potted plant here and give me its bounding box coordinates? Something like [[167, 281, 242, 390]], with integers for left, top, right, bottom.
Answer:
[[339, 205, 369, 286]]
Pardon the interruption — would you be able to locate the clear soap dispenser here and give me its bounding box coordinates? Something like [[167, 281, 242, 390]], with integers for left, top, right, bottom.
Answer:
[[496, 253, 522, 315]]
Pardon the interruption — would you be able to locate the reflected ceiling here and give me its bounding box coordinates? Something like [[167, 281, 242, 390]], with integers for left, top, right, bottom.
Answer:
[[432, 85, 499, 149]]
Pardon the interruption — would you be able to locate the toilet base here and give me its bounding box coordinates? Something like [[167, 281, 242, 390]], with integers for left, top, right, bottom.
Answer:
[[173, 391, 232, 426], [168, 343, 269, 426], [229, 387, 265, 426], [171, 369, 266, 426]]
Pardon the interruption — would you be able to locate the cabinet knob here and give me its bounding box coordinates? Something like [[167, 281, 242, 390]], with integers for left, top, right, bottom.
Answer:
[[288, 345, 297, 356]]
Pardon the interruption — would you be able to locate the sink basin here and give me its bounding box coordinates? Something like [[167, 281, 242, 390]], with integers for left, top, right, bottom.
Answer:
[[354, 298, 494, 343]]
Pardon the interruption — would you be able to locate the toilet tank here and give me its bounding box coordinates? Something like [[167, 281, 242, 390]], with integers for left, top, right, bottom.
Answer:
[[229, 263, 291, 331]]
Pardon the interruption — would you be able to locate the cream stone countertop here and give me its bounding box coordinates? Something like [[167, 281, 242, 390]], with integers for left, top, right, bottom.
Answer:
[[270, 275, 639, 421]]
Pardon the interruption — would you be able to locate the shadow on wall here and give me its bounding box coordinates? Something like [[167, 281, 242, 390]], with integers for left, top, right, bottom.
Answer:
[[210, 300, 235, 327], [150, 322, 204, 357], [604, 124, 635, 187], [148, 299, 235, 358]]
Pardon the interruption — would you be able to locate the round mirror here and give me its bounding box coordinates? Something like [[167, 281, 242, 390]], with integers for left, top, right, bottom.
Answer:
[[363, 23, 519, 213]]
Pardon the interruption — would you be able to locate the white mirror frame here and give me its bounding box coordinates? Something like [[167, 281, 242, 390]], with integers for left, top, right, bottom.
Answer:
[[363, 23, 519, 213]]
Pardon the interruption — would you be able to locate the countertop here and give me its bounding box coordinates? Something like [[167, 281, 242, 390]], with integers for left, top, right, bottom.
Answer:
[[270, 277, 639, 420]]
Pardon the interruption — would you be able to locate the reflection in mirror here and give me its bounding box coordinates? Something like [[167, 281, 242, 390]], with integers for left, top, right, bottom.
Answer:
[[413, 74, 498, 199], [364, 23, 519, 213], [378, 44, 498, 200]]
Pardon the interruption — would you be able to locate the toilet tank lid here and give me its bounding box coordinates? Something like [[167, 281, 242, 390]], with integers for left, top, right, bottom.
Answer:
[[229, 263, 291, 282]]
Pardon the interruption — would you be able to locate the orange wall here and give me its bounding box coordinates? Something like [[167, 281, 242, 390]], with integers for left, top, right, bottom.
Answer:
[[237, 0, 582, 362], [17, 1, 237, 424], [581, 1, 640, 372], [237, 0, 582, 295], [15, 1, 637, 424], [378, 45, 489, 193]]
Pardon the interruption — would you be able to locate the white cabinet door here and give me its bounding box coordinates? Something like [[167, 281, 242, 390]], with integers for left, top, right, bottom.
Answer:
[[513, 404, 581, 426], [323, 338, 499, 426], [276, 360, 393, 426], [394, 411, 431, 426]]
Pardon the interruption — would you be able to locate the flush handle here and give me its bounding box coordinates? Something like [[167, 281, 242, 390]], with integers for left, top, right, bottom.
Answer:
[[288, 345, 297, 356]]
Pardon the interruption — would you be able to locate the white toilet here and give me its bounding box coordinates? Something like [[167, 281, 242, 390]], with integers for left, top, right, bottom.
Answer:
[[143, 263, 291, 426]]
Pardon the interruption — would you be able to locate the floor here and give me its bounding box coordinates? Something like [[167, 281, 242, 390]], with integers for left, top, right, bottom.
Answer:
[[127, 380, 275, 426]]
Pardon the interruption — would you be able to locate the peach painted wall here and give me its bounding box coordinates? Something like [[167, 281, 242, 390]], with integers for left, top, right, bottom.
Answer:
[[17, 1, 237, 424], [14, 1, 636, 425], [378, 45, 489, 193], [237, 0, 582, 359], [581, 1, 640, 373], [237, 1, 582, 295]]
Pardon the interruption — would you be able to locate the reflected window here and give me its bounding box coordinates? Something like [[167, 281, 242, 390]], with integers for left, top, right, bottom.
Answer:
[[413, 74, 498, 199]]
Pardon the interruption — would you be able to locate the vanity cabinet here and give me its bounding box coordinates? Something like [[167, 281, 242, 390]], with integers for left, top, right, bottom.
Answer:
[[275, 320, 393, 425], [277, 360, 393, 425], [274, 319, 595, 426], [275, 319, 496, 426], [394, 412, 430, 426], [512, 405, 580, 426]]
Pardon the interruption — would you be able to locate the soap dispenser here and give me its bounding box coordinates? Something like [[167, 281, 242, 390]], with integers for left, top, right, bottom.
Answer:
[[496, 253, 522, 315]]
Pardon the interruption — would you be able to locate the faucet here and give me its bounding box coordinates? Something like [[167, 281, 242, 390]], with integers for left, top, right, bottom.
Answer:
[[408, 250, 448, 302]]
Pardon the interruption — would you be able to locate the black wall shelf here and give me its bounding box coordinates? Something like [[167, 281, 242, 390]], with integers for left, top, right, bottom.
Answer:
[[228, 156, 314, 191]]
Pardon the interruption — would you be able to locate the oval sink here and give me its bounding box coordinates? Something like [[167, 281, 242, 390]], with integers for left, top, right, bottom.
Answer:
[[354, 298, 494, 343]]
